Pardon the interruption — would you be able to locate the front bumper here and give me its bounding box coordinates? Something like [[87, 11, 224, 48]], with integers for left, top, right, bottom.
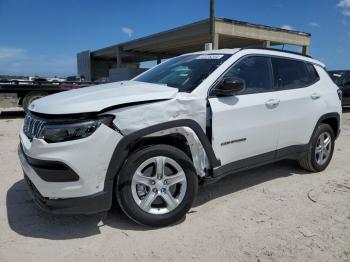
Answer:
[[18, 122, 123, 214], [18, 124, 122, 198], [19, 144, 114, 214], [24, 173, 113, 214]]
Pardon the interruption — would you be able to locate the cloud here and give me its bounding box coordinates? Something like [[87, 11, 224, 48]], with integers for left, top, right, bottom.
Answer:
[[309, 22, 320, 27], [342, 9, 350, 16], [337, 0, 350, 16], [0, 47, 75, 77], [338, 0, 350, 8], [281, 25, 294, 30], [122, 27, 134, 37]]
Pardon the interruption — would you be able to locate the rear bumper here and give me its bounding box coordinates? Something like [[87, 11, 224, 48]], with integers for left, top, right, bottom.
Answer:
[[24, 173, 113, 215]]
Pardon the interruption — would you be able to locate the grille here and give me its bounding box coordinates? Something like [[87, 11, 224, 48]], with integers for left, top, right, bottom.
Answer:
[[23, 113, 46, 140]]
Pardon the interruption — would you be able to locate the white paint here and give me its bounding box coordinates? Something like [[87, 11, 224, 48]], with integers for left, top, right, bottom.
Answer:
[[209, 92, 280, 165], [30, 80, 178, 114], [108, 92, 206, 134], [19, 124, 122, 198]]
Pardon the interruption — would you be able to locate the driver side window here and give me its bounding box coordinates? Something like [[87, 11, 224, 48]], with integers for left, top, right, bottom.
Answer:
[[224, 56, 273, 94]]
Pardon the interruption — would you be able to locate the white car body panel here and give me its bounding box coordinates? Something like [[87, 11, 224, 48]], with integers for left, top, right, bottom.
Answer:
[[273, 85, 320, 148], [19, 125, 122, 198], [275, 65, 339, 149], [29, 80, 178, 115], [209, 91, 280, 165], [108, 92, 207, 135]]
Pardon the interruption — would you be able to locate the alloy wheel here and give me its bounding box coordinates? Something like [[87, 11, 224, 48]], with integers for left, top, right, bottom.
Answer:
[[131, 156, 187, 215], [315, 131, 332, 166]]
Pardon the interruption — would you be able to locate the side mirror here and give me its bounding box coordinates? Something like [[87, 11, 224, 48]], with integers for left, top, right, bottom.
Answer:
[[213, 77, 245, 96]]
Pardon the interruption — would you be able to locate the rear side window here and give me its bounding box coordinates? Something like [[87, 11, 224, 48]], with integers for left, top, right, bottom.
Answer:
[[223, 56, 273, 94], [306, 63, 320, 83], [272, 58, 319, 90]]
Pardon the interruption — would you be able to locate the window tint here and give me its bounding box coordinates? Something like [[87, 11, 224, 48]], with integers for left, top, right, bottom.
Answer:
[[306, 63, 320, 83], [223, 56, 273, 94], [272, 58, 319, 90]]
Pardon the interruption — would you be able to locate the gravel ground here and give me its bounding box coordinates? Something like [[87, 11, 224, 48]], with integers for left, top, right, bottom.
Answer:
[[0, 109, 349, 262], [0, 95, 18, 108]]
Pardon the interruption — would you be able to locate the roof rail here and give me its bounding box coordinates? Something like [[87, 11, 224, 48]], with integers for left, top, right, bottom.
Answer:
[[240, 46, 312, 58]]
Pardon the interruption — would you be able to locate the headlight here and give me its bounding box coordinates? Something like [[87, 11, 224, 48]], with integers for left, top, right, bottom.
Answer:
[[39, 115, 115, 143]]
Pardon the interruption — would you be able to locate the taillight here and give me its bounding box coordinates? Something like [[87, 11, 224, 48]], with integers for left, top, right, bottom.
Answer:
[[337, 89, 343, 101]]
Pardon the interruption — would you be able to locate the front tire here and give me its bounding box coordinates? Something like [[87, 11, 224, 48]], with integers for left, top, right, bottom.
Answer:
[[298, 123, 335, 172], [116, 145, 198, 227]]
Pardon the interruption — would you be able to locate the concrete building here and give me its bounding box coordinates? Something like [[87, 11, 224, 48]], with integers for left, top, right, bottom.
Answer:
[[77, 17, 311, 82]]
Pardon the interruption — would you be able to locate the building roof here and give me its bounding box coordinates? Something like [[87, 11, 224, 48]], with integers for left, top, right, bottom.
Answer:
[[87, 17, 311, 63]]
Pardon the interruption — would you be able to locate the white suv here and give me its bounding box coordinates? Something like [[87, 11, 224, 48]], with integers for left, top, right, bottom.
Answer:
[[18, 48, 342, 227]]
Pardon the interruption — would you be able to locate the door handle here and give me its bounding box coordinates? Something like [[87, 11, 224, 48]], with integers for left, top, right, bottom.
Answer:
[[311, 93, 321, 100], [265, 99, 280, 108]]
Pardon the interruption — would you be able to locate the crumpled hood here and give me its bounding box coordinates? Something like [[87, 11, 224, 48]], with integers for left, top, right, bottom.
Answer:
[[29, 81, 178, 115]]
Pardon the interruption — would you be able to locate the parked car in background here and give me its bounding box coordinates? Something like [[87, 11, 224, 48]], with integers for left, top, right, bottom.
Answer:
[[328, 70, 350, 106]]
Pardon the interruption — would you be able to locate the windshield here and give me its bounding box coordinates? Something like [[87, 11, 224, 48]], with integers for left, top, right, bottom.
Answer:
[[134, 54, 231, 92]]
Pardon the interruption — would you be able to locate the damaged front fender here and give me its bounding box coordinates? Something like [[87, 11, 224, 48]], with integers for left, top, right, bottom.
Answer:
[[107, 93, 207, 135], [146, 126, 210, 177], [104, 119, 221, 188]]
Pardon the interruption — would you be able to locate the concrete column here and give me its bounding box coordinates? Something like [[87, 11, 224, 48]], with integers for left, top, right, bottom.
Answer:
[[77, 50, 92, 81], [116, 46, 122, 68], [213, 33, 219, 49], [262, 40, 271, 48], [302, 45, 309, 55]]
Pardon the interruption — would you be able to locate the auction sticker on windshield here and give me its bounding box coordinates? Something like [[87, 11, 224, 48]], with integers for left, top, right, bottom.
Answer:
[[196, 54, 224, 59]]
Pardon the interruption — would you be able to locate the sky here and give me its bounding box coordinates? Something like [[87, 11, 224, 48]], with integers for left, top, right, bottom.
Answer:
[[0, 0, 349, 77]]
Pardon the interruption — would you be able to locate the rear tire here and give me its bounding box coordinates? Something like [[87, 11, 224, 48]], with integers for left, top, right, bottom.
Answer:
[[116, 144, 198, 227], [298, 123, 335, 172], [22, 91, 48, 112]]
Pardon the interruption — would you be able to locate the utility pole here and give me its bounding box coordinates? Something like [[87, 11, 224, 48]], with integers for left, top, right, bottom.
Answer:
[[209, 0, 215, 48]]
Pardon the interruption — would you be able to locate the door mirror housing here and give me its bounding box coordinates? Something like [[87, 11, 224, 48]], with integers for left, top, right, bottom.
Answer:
[[213, 77, 245, 96]]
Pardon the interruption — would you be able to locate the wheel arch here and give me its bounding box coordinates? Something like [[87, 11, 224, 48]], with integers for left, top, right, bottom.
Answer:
[[311, 113, 341, 141], [127, 133, 193, 161], [105, 119, 220, 190]]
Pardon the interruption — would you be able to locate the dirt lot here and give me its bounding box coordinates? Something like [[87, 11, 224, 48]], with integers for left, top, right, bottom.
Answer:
[[0, 109, 349, 262]]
